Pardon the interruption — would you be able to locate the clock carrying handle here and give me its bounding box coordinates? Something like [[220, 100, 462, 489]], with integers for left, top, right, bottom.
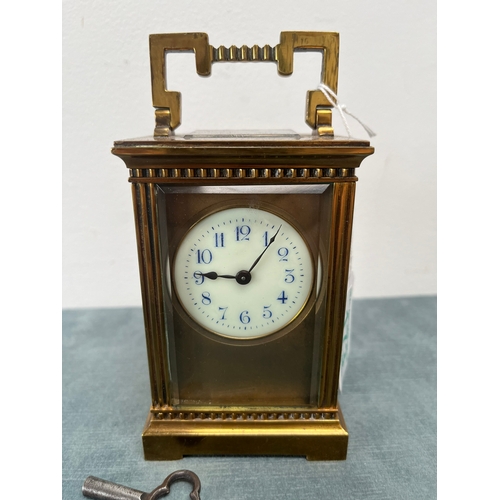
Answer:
[[149, 31, 339, 137]]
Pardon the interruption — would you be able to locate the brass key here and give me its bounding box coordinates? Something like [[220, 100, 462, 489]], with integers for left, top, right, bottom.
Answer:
[[82, 470, 201, 500]]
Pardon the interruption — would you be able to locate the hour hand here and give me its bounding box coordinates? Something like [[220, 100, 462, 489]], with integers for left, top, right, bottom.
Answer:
[[199, 271, 236, 280]]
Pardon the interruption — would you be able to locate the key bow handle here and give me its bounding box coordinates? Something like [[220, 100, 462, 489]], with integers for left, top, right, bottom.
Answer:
[[144, 470, 201, 500]]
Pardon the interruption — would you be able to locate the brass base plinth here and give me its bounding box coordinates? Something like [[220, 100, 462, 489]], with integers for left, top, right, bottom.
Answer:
[[142, 407, 348, 461]]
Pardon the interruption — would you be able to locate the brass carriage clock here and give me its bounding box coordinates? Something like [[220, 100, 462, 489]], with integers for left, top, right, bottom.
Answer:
[[112, 32, 374, 460]]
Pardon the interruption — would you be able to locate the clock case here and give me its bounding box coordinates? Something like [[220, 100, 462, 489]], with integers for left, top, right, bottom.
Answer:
[[111, 32, 374, 460]]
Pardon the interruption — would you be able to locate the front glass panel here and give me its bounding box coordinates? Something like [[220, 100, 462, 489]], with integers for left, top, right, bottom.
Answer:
[[157, 184, 334, 408]]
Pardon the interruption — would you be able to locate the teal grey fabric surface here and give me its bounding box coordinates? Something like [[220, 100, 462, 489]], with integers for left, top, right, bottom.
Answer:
[[62, 296, 436, 499]]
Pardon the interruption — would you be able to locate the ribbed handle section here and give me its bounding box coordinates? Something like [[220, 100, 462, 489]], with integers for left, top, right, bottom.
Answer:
[[211, 44, 277, 62]]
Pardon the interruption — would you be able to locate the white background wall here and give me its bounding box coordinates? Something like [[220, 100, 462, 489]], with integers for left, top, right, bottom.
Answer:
[[62, 0, 436, 308]]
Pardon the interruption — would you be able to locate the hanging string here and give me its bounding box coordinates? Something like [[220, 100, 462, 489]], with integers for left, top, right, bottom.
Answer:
[[317, 83, 376, 138]]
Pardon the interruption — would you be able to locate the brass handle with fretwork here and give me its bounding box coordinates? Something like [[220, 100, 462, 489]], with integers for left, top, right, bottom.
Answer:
[[149, 31, 340, 136]]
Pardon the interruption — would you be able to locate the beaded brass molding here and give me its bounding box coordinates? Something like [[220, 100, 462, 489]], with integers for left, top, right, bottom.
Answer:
[[128, 167, 357, 182], [151, 409, 339, 421]]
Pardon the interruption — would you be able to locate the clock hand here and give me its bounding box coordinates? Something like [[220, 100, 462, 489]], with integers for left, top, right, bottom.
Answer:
[[199, 271, 236, 280], [248, 225, 282, 273], [201, 270, 251, 285]]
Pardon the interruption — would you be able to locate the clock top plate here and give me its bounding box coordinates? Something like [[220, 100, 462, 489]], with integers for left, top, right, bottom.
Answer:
[[114, 130, 371, 146], [112, 131, 374, 167]]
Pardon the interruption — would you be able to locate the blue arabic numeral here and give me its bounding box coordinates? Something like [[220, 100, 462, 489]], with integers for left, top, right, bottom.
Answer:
[[277, 291, 288, 304]]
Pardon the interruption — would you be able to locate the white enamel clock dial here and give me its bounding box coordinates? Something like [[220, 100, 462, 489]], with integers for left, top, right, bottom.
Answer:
[[173, 207, 314, 339]]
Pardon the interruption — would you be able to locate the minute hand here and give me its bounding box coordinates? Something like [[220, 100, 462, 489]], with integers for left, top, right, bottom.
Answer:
[[248, 225, 282, 273]]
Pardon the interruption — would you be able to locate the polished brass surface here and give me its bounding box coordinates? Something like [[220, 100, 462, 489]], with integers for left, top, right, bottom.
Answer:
[[112, 132, 373, 460], [149, 32, 339, 135], [142, 408, 349, 461], [320, 181, 357, 408], [316, 108, 334, 136], [113, 134, 371, 170]]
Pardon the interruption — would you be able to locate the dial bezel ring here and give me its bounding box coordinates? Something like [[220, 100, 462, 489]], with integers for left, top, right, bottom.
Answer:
[[170, 200, 318, 346]]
